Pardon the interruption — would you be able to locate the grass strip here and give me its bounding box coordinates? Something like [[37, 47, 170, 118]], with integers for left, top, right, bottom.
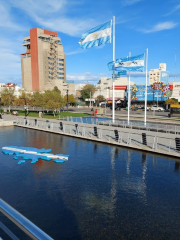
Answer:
[[16, 110, 90, 119]]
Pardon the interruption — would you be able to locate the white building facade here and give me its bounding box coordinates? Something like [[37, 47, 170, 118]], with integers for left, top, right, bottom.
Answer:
[[94, 77, 134, 100], [149, 63, 166, 85]]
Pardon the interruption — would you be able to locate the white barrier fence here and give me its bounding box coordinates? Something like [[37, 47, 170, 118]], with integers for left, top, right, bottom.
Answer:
[[16, 118, 180, 155]]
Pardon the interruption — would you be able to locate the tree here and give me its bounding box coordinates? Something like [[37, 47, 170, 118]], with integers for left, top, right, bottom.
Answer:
[[64, 94, 76, 105], [171, 98, 179, 104], [80, 84, 96, 101], [14, 91, 33, 106], [33, 91, 45, 109], [96, 95, 105, 103], [1, 88, 16, 109], [43, 89, 65, 116], [165, 98, 179, 105], [53, 86, 61, 94]]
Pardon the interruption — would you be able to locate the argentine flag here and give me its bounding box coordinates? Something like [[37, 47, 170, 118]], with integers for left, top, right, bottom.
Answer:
[[108, 54, 144, 72], [79, 21, 112, 49]]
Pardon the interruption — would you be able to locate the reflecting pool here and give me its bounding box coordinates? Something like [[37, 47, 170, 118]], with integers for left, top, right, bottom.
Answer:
[[0, 127, 180, 239]]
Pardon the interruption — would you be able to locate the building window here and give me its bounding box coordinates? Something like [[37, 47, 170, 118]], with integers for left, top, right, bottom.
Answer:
[[58, 77, 64, 79], [58, 63, 64, 66], [57, 58, 64, 61]]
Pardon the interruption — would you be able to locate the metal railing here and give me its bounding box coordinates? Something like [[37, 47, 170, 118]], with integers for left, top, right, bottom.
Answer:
[[98, 119, 180, 135], [0, 198, 53, 240], [16, 117, 180, 156]]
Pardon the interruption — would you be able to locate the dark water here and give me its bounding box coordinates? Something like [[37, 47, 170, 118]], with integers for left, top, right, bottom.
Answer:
[[0, 127, 180, 240]]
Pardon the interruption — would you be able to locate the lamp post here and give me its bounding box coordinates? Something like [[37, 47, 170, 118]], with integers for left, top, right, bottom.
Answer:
[[20, 98, 27, 118], [63, 83, 69, 111], [66, 85, 69, 112]]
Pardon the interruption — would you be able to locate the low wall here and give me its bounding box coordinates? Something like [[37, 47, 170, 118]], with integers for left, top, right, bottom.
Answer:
[[0, 120, 14, 127]]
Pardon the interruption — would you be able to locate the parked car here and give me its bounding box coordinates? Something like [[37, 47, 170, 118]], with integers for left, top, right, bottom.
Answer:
[[139, 106, 151, 111], [11, 111, 18, 116], [150, 105, 165, 111], [110, 104, 121, 110]]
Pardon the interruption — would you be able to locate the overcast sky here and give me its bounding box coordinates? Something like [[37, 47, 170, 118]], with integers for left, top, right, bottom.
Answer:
[[0, 0, 179, 86]]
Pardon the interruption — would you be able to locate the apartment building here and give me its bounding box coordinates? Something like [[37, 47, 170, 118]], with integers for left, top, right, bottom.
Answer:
[[149, 63, 166, 85], [21, 28, 66, 92]]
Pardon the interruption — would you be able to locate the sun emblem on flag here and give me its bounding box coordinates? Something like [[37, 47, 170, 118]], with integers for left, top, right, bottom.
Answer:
[[93, 33, 98, 39], [127, 62, 131, 66]]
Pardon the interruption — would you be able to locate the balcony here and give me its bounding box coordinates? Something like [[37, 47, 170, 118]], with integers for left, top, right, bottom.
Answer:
[[22, 42, 30, 46]]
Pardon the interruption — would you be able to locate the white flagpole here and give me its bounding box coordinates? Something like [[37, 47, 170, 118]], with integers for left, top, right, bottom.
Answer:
[[128, 73, 130, 124], [127, 52, 131, 124], [112, 16, 115, 122], [144, 48, 148, 124]]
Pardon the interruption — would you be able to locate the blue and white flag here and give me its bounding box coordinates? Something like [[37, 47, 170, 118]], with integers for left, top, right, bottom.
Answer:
[[108, 54, 144, 72], [79, 21, 112, 49], [118, 70, 127, 75]]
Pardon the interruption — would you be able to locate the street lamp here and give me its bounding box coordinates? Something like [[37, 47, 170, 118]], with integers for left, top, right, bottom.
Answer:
[[20, 98, 27, 117], [67, 86, 69, 111], [63, 84, 69, 111]]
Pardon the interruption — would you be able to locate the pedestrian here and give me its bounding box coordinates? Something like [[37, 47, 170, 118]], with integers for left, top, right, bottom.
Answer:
[[0, 113, 2, 119], [94, 109, 97, 116], [91, 108, 94, 116]]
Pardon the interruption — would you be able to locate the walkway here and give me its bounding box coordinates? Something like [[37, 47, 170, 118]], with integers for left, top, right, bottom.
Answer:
[[13, 116, 180, 159]]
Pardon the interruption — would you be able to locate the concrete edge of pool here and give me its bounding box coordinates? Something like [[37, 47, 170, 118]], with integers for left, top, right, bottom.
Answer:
[[14, 123, 180, 160]]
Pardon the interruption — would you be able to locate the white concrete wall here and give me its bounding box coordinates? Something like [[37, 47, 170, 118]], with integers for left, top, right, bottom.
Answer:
[[169, 82, 180, 101]]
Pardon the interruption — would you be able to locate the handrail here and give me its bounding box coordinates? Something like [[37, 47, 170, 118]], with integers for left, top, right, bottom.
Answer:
[[0, 198, 53, 240]]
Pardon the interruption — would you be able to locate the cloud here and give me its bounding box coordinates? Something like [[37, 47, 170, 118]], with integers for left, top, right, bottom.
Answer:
[[66, 49, 84, 56], [0, 38, 22, 85], [140, 21, 178, 33], [67, 72, 107, 83], [10, 0, 98, 37], [0, 2, 25, 31], [164, 4, 180, 16], [130, 72, 146, 77], [122, 0, 143, 6], [169, 73, 180, 78], [35, 16, 97, 37]]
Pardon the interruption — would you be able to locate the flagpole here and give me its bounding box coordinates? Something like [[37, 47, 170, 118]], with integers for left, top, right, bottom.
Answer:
[[128, 72, 130, 124], [144, 48, 148, 124], [128, 52, 131, 124], [112, 16, 115, 122]]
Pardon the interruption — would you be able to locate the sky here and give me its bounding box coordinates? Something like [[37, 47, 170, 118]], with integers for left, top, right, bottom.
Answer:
[[0, 0, 180, 87]]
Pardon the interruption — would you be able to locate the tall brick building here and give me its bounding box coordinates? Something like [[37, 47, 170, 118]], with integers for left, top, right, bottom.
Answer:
[[21, 28, 66, 92]]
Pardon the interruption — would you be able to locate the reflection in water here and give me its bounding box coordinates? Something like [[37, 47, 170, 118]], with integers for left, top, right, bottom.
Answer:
[[126, 150, 131, 175], [142, 153, 146, 165], [175, 161, 180, 172], [94, 143, 97, 153], [0, 127, 180, 239], [110, 147, 117, 217]]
